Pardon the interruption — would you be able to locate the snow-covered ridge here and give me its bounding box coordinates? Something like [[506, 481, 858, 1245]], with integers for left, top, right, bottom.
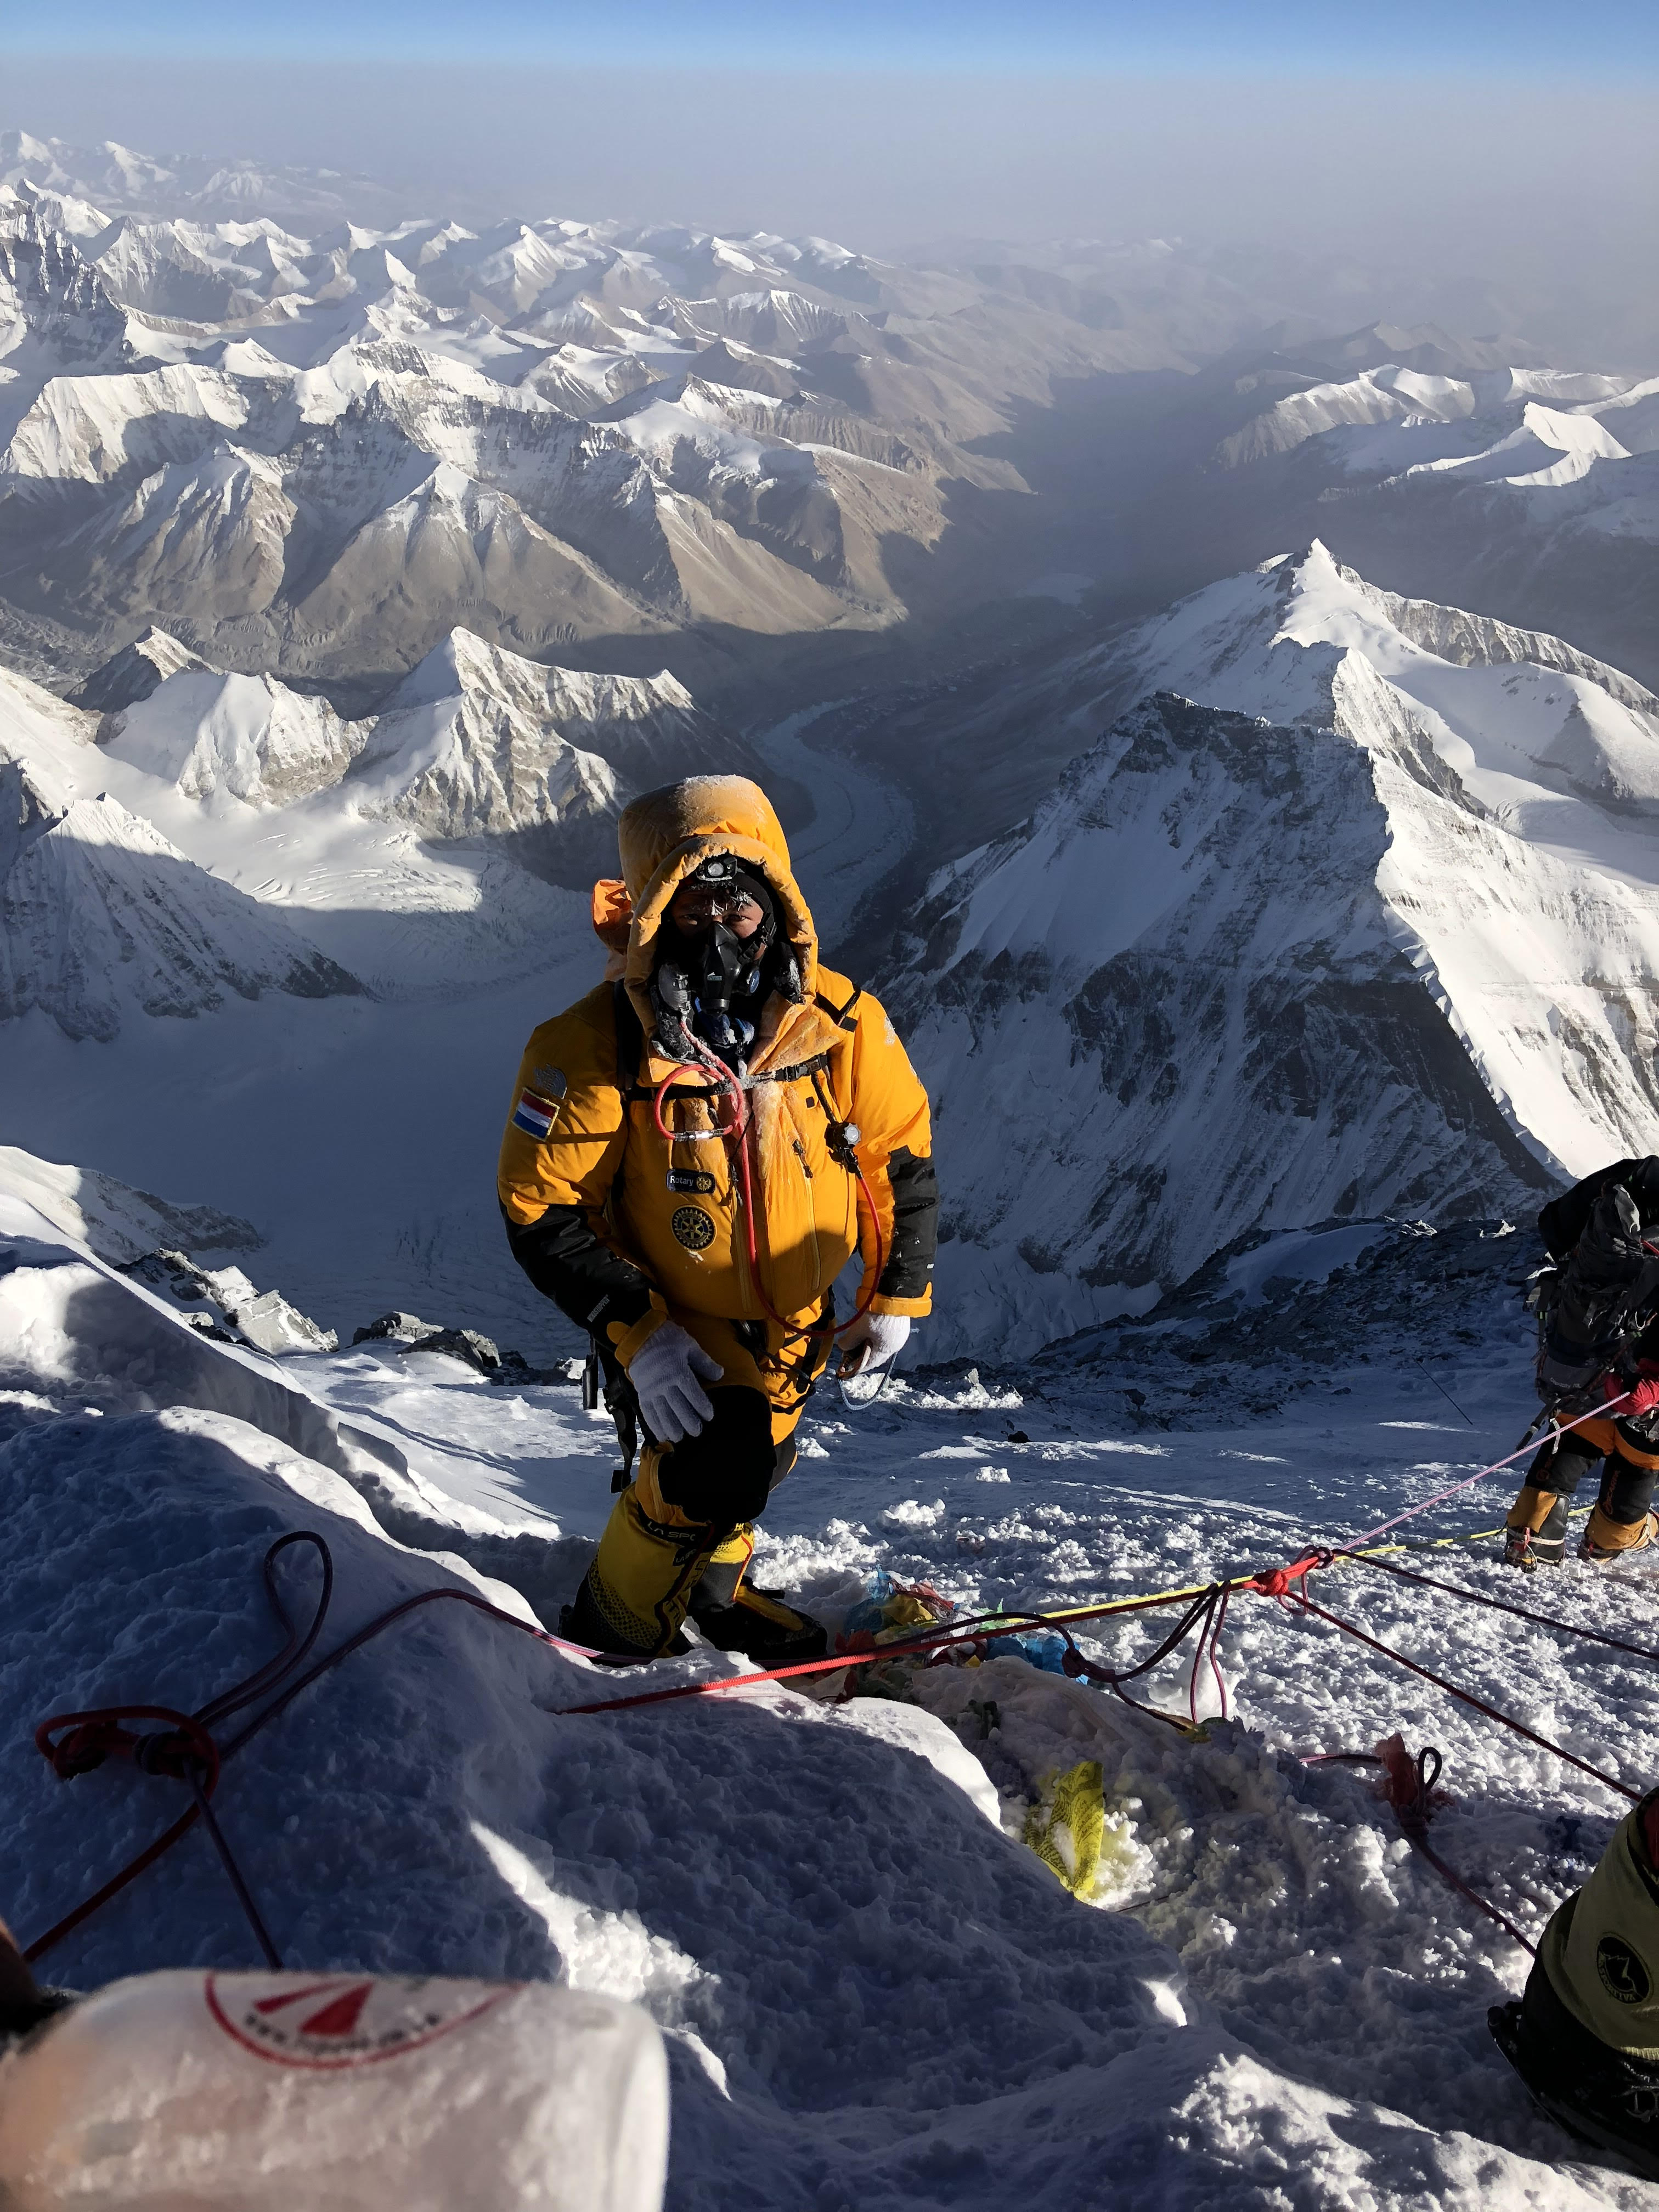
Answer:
[[80, 622, 740, 842], [0, 1140, 261, 1264]]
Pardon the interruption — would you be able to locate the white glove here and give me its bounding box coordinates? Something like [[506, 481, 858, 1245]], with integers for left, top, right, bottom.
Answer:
[[837, 1311, 910, 1379], [627, 1321, 724, 1442]]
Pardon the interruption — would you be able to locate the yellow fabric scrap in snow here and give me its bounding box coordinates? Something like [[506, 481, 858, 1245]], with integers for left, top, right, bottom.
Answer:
[[1023, 1760, 1106, 1897]]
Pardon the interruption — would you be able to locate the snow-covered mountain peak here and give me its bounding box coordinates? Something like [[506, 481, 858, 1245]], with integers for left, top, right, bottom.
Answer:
[[98, 667, 367, 809], [351, 625, 735, 864], [385, 625, 694, 724], [1071, 543, 1659, 874], [890, 674, 1659, 1355]]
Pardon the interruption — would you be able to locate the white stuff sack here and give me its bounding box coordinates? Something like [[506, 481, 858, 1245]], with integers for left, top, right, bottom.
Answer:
[[0, 1968, 668, 2211]]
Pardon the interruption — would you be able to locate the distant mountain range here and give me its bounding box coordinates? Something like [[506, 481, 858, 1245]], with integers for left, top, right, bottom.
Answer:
[[4, 129, 1652, 712]]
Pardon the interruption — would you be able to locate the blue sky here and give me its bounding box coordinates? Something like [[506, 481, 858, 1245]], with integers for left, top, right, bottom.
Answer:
[[9, 0, 1657, 75]]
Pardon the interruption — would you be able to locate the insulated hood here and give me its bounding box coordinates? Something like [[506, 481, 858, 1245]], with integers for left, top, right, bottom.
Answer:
[[591, 776, 824, 1071]]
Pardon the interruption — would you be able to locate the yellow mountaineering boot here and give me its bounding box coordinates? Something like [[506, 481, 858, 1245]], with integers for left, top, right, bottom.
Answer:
[[559, 1447, 715, 1659], [1504, 1487, 1568, 1571], [685, 1525, 828, 1664], [1578, 1506, 1659, 1562]]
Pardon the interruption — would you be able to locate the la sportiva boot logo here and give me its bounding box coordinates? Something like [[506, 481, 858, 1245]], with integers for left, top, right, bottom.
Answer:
[[1596, 1935, 1652, 2005], [205, 1971, 508, 2067]]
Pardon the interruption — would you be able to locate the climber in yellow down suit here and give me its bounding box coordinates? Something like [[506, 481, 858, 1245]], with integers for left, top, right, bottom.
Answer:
[[497, 776, 939, 1663]]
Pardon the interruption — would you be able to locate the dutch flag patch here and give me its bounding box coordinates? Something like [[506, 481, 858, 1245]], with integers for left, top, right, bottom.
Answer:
[[512, 1090, 558, 1140]]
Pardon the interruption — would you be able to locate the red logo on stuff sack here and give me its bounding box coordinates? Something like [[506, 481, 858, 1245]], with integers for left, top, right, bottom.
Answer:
[[204, 1971, 509, 2069]]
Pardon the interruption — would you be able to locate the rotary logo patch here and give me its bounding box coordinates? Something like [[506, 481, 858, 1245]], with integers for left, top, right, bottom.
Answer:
[[671, 1205, 716, 1251], [204, 1971, 508, 2069], [667, 1169, 715, 1194]]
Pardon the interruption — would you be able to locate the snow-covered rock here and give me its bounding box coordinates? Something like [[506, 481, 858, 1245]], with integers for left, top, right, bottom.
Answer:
[[0, 1143, 261, 1264]]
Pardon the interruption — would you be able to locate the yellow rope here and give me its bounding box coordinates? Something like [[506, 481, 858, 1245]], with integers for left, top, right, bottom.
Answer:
[[1027, 1508, 1592, 1631]]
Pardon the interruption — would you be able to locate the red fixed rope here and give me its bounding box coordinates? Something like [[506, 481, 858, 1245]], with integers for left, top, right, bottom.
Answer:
[[24, 1537, 599, 1963], [1352, 1552, 1659, 1665], [1277, 1584, 1641, 1804]]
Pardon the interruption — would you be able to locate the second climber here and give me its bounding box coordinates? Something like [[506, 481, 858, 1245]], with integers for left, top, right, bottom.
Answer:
[[497, 776, 939, 1663]]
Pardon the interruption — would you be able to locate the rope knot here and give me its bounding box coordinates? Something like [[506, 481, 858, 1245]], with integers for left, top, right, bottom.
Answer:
[[1251, 1549, 1328, 1599], [42, 1719, 136, 1780], [37, 1706, 220, 1790], [132, 1727, 212, 1781]]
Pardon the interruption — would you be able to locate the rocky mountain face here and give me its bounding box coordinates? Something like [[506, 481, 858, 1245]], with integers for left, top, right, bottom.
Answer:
[[880, 550, 1659, 1356]]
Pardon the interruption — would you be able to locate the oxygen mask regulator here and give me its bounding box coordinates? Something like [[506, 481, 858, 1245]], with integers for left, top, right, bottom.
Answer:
[[693, 922, 764, 1059]]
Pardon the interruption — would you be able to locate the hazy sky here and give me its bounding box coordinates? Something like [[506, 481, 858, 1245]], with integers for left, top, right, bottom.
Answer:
[[4, 3, 1655, 352], [9, 0, 1657, 72]]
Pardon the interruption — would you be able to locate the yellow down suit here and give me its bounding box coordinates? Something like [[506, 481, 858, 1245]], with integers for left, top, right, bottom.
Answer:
[[497, 775, 938, 1656]]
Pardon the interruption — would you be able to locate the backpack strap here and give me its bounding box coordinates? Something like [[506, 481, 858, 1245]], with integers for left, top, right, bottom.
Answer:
[[814, 983, 862, 1032]]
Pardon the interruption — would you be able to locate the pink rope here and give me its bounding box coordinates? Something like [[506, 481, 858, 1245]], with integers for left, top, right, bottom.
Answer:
[[1341, 1395, 1629, 1549]]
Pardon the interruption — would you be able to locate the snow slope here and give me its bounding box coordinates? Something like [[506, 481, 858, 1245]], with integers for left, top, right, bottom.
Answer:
[[4, 1146, 1657, 2208]]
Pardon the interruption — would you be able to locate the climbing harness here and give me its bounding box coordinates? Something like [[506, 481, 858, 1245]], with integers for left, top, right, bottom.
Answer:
[[650, 1047, 889, 1361]]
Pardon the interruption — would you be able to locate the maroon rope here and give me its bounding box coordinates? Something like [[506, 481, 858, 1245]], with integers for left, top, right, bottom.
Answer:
[[1352, 1552, 1659, 1665], [1286, 1589, 1640, 1803]]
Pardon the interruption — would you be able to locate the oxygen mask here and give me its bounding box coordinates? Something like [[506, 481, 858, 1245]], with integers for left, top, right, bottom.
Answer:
[[652, 855, 777, 1069]]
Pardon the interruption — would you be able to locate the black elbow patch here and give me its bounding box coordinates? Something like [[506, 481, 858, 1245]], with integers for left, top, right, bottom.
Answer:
[[502, 1201, 652, 1335], [877, 1147, 939, 1300]]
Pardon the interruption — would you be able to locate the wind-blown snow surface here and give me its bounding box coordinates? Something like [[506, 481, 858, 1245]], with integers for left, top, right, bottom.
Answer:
[[5, 1158, 1658, 2208], [882, 548, 1659, 1357]]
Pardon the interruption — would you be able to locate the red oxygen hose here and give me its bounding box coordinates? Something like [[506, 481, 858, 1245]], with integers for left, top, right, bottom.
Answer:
[[652, 1051, 888, 1353]]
